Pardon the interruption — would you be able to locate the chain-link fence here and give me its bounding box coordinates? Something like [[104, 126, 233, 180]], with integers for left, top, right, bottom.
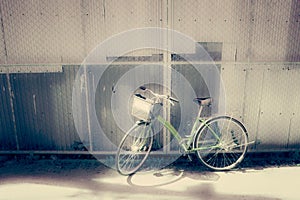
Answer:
[[0, 0, 299, 153]]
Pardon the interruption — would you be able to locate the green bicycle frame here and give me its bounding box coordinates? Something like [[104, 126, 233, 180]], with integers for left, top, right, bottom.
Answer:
[[156, 115, 221, 153]]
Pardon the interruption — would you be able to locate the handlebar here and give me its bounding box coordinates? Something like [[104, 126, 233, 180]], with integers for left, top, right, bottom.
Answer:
[[139, 86, 179, 104], [139, 86, 147, 91], [169, 96, 179, 103]]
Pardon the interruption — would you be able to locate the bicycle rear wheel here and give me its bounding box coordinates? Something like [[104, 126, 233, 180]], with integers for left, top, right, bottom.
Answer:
[[194, 116, 248, 170], [116, 121, 153, 175]]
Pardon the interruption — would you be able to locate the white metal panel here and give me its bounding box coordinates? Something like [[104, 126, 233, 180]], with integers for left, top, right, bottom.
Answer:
[[256, 66, 292, 149], [249, 0, 292, 61], [0, 65, 62, 74], [172, 0, 294, 62], [220, 64, 299, 150], [221, 64, 246, 119], [0, 0, 85, 64], [285, 0, 300, 62], [0, 30, 6, 63], [242, 66, 265, 148], [79, 0, 106, 56], [284, 66, 300, 148], [0, 0, 298, 64], [104, 0, 164, 34], [0, 0, 166, 62], [172, 0, 239, 44], [240, 64, 300, 150], [0, 1, 7, 63], [102, 0, 164, 57]]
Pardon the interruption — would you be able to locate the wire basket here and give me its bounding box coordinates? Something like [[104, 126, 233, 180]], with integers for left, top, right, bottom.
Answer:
[[131, 94, 154, 121]]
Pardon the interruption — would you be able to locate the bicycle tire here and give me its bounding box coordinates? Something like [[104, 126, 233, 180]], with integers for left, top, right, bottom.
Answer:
[[116, 121, 153, 175], [194, 116, 248, 170]]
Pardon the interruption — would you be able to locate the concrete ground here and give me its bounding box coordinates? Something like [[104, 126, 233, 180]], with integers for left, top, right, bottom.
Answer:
[[0, 156, 299, 200]]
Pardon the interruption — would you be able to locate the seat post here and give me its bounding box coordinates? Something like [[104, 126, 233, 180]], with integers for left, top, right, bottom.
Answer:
[[197, 105, 203, 118]]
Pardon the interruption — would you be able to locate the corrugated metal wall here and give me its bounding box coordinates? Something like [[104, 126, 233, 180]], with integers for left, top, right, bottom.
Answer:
[[0, 66, 80, 151], [0, 74, 16, 150], [0, 0, 299, 153]]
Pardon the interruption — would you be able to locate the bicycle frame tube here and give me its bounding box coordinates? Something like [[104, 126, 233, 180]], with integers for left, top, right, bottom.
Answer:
[[189, 118, 224, 152], [157, 115, 181, 141], [201, 120, 221, 141], [186, 117, 203, 146], [156, 115, 188, 151], [156, 115, 223, 153], [156, 115, 205, 152], [186, 117, 221, 150]]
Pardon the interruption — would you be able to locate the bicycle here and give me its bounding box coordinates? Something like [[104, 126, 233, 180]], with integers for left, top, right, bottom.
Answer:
[[116, 86, 252, 175]]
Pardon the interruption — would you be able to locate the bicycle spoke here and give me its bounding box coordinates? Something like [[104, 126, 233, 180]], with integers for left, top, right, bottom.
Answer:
[[195, 116, 248, 170], [205, 148, 221, 163], [126, 154, 137, 170], [121, 153, 134, 169], [116, 123, 153, 175]]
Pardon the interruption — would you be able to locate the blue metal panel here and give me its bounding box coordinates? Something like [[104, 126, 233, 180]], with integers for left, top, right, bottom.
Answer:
[[0, 74, 16, 150], [6, 66, 80, 150]]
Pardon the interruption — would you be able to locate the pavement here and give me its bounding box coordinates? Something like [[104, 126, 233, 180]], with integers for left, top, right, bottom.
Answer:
[[0, 158, 299, 200]]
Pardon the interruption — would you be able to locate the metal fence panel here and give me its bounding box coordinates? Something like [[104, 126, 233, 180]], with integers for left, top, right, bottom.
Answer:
[[239, 64, 300, 150], [172, 0, 298, 62], [0, 0, 299, 153], [221, 64, 246, 120], [0, 0, 298, 64], [0, 0, 165, 65], [0, 0, 85, 64], [93, 64, 165, 151], [4, 66, 80, 150], [0, 7, 6, 63], [255, 65, 300, 150], [0, 74, 16, 150]]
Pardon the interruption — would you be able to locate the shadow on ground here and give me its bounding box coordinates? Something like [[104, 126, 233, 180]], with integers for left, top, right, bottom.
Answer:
[[0, 153, 293, 199]]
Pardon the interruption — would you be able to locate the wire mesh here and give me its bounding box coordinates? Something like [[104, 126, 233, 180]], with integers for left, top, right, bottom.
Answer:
[[172, 0, 299, 62], [0, 0, 299, 152]]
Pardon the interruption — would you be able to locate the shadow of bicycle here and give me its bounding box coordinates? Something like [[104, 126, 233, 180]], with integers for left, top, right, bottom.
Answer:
[[127, 167, 220, 188]]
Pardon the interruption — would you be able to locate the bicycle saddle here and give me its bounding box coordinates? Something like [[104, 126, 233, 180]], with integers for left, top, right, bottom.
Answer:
[[193, 97, 212, 106]]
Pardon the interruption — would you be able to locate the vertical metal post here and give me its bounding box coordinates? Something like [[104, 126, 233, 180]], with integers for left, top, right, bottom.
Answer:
[[162, 0, 173, 153], [84, 65, 93, 151], [162, 55, 171, 153]]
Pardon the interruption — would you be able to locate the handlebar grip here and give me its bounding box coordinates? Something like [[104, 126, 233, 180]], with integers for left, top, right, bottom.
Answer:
[[134, 93, 146, 99], [169, 96, 179, 103], [139, 86, 146, 90]]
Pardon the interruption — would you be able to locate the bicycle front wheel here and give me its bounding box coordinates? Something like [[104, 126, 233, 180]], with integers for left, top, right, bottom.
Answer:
[[194, 116, 248, 170], [116, 121, 153, 175]]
